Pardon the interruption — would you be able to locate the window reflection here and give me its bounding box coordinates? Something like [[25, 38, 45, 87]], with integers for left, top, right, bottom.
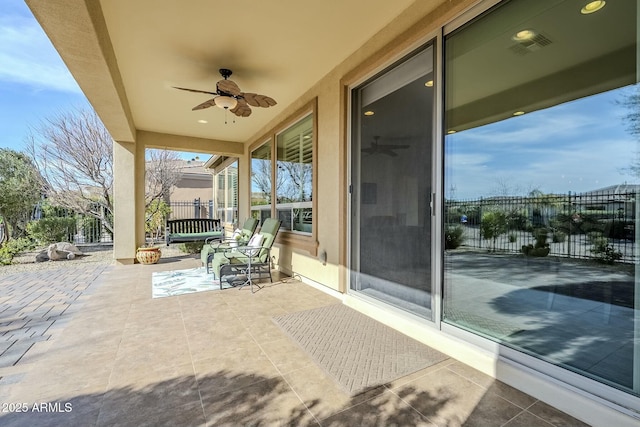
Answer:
[[251, 142, 272, 222], [276, 114, 313, 233], [444, 0, 639, 396]]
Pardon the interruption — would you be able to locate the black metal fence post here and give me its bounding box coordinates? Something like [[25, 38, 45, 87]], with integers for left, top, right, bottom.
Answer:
[[193, 198, 201, 218]]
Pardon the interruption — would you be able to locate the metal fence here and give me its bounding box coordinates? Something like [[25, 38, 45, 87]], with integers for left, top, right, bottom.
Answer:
[[168, 199, 215, 220], [31, 203, 113, 245], [445, 190, 637, 263]]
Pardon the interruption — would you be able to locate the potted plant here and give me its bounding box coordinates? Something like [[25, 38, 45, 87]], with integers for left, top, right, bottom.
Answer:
[[136, 200, 171, 264]]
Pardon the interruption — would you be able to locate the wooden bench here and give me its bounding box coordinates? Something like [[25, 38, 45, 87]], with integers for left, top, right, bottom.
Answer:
[[165, 218, 224, 246]]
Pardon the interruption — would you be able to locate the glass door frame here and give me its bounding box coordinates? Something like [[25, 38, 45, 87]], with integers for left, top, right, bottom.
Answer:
[[346, 33, 443, 326]]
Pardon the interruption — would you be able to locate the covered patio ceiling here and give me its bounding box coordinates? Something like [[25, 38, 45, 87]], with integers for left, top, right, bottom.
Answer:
[[25, 0, 419, 154]]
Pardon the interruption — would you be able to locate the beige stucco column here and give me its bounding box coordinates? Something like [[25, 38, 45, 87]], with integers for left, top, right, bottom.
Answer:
[[113, 140, 145, 263], [238, 153, 250, 221]]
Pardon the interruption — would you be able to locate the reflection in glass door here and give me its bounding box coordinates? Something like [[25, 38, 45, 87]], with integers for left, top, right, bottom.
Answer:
[[350, 45, 435, 319]]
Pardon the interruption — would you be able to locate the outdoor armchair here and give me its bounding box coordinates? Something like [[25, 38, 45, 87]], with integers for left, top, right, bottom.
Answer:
[[201, 217, 259, 273], [210, 218, 281, 289]]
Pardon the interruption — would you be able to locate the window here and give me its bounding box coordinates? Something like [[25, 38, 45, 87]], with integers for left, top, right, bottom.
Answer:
[[249, 101, 317, 251], [214, 160, 238, 225], [276, 114, 313, 233], [444, 0, 639, 398], [250, 142, 272, 225]]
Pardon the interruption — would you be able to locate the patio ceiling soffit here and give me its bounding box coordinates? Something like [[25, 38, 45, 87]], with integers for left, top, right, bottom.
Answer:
[[136, 130, 243, 157], [25, 0, 136, 143]]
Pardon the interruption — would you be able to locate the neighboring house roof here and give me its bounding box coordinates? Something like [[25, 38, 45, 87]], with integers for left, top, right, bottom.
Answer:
[[580, 183, 640, 196]]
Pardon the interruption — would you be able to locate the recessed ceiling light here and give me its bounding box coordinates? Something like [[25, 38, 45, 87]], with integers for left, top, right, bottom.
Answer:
[[513, 111, 525, 116], [425, 80, 434, 87], [581, 1, 606, 14], [197, 119, 208, 124], [364, 111, 375, 116], [447, 130, 457, 135], [512, 29, 536, 41]]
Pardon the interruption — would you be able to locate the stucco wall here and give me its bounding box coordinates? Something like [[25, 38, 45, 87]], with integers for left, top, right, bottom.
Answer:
[[245, 0, 475, 291]]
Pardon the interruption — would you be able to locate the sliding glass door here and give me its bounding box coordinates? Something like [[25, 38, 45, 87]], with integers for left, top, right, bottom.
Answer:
[[350, 45, 436, 319]]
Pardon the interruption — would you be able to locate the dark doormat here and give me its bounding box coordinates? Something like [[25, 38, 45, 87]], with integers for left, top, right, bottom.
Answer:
[[273, 304, 448, 396]]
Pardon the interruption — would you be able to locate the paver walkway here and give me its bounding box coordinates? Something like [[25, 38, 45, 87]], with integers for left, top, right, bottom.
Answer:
[[0, 265, 110, 394]]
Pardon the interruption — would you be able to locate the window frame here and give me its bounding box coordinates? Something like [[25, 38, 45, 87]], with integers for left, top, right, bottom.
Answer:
[[248, 98, 318, 255]]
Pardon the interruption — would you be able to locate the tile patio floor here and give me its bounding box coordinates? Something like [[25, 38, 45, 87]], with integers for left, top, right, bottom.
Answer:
[[0, 256, 591, 426]]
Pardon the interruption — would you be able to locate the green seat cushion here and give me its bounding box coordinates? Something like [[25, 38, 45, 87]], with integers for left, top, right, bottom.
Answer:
[[172, 231, 223, 240]]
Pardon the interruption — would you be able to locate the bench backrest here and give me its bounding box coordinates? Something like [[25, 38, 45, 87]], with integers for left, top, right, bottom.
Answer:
[[167, 218, 221, 234]]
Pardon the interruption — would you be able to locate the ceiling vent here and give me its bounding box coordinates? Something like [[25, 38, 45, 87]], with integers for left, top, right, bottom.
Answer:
[[509, 34, 552, 55]]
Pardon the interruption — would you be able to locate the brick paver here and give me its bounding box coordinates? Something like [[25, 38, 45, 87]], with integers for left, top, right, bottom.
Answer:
[[0, 265, 110, 372]]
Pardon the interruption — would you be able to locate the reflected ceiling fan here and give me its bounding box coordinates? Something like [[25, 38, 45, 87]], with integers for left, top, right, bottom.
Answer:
[[361, 136, 409, 157], [173, 68, 277, 118]]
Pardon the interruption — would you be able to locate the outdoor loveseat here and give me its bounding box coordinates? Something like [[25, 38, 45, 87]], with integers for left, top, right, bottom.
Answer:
[[165, 218, 223, 246]]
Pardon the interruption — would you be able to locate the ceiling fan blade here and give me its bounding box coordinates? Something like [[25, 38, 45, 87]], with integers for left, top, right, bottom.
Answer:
[[378, 144, 410, 150], [242, 93, 277, 108], [381, 150, 398, 157], [230, 98, 252, 117], [174, 86, 217, 96], [192, 98, 217, 110], [217, 79, 241, 96]]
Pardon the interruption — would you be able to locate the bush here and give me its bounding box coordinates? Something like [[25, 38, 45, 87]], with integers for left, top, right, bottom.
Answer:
[[445, 225, 466, 249], [506, 210, 528, 231], [602, 220, 634, 240], [592, 242, 623, 264], [179, 242, 204, 254], [27, 217, 77, 244], [0, 238, 35, 265], [552, 230, 566, 243], [522, 227, 550, 257], [508, 233, 517, 243]]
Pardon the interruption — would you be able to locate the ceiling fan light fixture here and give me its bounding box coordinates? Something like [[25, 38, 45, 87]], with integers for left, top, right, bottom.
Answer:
[[513, 111, 525, 116], [364, 110, 375, 116], [425, 80, 434, 87], [216, 96, 238, 110], [512, 29, 536, 41], [581, 1, 605, 14]]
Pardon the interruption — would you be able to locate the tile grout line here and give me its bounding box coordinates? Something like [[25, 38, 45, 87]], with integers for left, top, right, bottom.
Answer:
[[178, 293, 219, 427]]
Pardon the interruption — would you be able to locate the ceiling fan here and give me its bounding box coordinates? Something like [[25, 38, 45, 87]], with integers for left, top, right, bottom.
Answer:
[[173, 68, 277, 117], [361, 136, 409, 157]]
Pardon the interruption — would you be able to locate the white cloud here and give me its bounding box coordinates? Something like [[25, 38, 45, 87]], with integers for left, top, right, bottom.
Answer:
[[0, 7, 80, 93]]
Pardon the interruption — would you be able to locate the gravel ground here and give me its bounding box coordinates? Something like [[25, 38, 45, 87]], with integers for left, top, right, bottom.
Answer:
[[0, 244, 192, 276]]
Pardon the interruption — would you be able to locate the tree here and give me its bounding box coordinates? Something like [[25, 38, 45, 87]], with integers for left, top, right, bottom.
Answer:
[[480, 210, 507, 252], [145, 149, 184, 207], [26, 109, 184, 238], [0, 149, 42, 239], [26, 109, 115, 235]]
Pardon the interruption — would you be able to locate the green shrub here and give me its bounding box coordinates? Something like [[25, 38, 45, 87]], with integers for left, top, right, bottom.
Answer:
[[27, 217, 77, 244], [506, 210, 528, 231], [0, 237, 35, 265], [445, 225, 466, 249], [480, 211, 507, 251], [179, 242, 204, 254], [508, 233, 517, 243], [592, 241, 623, 264], [552, 230, 566, 243], [587, 231, 604, 244], [522, 227, 550, 257]]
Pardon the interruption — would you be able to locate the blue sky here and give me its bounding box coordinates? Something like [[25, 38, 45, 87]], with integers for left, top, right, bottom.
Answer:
[[0, 0, 200, 160], [445, 87, 639, 199]]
